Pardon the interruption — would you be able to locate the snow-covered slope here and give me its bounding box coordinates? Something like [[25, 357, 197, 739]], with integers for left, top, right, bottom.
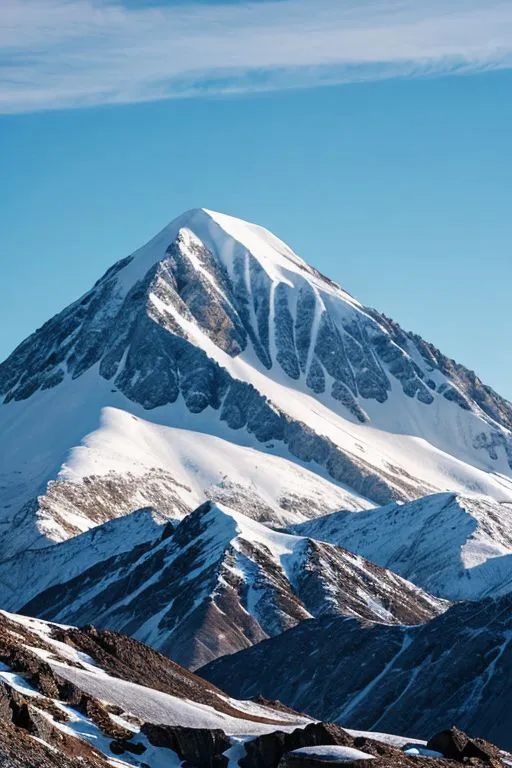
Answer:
[[0, 609, 313, 768], [200, 591, 512, 751], [0, 400, 366, 561], [0, 508, 174, 613], [16, 502, 446, 669], [2, 208, 512, 559], [290, 492, 512, 601]]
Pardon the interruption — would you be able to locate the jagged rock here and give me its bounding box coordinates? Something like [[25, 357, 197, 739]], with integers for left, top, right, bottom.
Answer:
[[0, 718, 109, 767], [142, 723, 230, 767], [289, 492, 512, 603], [426, 728, 494, 763], [109, 739, 146, 755], [21, 502, 445, 669], [0, 683, 110, 766], [240, 722, 353, 768], [4, 208, 512, 569], [0, 609, 318, 766], [200, 593, 512, 751]]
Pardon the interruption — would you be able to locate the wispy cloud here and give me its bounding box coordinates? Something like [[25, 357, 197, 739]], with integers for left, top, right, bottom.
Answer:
[[2, 0, 512, 113]]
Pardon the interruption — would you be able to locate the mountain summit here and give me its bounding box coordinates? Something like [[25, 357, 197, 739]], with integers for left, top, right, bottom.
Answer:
[[1, 208, 512, 558]]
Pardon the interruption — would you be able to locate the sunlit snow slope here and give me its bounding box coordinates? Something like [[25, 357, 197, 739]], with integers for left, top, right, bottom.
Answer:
[[291, 492, 512, 601], [2, 208, 512, 558]]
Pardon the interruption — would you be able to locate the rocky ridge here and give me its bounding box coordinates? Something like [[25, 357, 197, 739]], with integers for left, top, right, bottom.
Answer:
[[16, 501, 445, 669], [289, 492, 512, 601], [0, 610, 509, 768], [200, 591, 512, 750]]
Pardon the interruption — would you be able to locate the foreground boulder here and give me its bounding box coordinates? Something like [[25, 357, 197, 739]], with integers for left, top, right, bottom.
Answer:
[[240, 723, 357, 768], [142, 723, 231, 767], [427, 727, 496, 763]]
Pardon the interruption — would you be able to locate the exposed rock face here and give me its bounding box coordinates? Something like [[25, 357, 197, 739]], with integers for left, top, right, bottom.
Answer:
[[3, 207, 512, 765], [2, 217, 511, 444], [142, 723, 230, 767], [290, 492, 512, 601], [38, 469, 191, 539], [238, 723, 503, 768], [0, 608, 509, 768], [2, 208, 512, 562], [240, 723, 354, 768], [20, 502, 445, 669], [199, 592, 512, 751], [426, 728, 495, 763], [0, 717, 109, 768]]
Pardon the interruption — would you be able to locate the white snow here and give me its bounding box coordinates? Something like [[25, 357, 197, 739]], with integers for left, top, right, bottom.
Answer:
[[63, 405, 363, 521], [0, 510, 165, 612], [404, 746, 444, 758], [295, 492, 512, 600], [0, 609, 448, 767], [0, 609, 312, 756], [345, 730, 426, 748], [0, 365, 371, 559], [49, 661, 310, 737], [288, 745, 375, 761], [0, 661, 40, 698]]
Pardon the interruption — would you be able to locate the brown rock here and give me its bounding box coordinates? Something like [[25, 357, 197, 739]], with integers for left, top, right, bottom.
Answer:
[[142, 723, 230, 767], [240, 722, 354, 768], [109, 739, 146, 755], [427, 728, 493, 763]]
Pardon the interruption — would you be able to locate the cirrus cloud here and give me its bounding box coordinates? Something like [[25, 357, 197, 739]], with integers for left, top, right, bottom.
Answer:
[[1, 0, 512, 113]]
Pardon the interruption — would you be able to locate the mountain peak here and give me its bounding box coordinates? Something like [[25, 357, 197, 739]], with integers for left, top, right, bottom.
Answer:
[[13, 498, 445, 670], [3, 207, 512, 562], [123, 205, 339, 300]]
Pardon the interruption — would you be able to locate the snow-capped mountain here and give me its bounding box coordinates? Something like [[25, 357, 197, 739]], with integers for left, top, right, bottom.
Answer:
[[290, 492, 512, 601], [2, 207, 512, 559], [1, 404, 366, 562], [11, 502, 445, 669], [200, 591, 512, 750]]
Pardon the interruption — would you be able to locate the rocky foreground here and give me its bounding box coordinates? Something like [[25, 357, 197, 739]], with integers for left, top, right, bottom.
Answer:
[[0, 610, 510, 768]]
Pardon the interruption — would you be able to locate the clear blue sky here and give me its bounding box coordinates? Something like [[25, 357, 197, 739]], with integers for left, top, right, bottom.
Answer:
[[1, 1, 512, 398]]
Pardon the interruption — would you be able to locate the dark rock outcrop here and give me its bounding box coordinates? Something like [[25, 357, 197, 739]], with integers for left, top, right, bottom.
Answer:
[[240, 723, 353, 768], [142, 723, 230, 767], [0, 717, 109, 767], [426, 728, 495, 763], [20, 502, 445, 669]]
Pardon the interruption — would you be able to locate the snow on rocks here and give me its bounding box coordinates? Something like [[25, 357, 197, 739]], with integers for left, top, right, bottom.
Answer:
[[17, 501, 445, 669], [286, 745, 375, 761], [291, 492, 512, 600]]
